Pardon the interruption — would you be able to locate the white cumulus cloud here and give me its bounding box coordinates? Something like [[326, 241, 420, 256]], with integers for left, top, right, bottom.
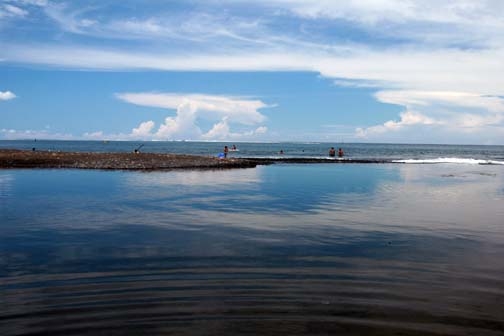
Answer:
[[356, 110, 440, 137], [82, 131, 104, 139], [0, 91, 16, 101], [356, 90, 504, 143], [200, 117, 268, 140], [116, 92, 269, 140], [131, 120, 155, 138]]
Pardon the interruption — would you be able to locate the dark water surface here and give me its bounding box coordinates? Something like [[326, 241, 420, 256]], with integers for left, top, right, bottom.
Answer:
[[1, 164, 504, 335]]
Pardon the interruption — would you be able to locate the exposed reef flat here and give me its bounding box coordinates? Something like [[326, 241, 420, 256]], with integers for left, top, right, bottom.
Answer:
[[0, 149, 390, 170], [0, 149, 258, 170]]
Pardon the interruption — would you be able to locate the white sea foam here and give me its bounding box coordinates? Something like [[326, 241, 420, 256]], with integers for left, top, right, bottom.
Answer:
[[393, 157, 504, 165]]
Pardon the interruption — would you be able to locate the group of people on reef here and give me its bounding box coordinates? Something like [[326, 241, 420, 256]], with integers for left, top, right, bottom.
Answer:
[[223, 144, 237, 158], [222, 145, 344, 158], [278, 148, 343, 156], [328, 147, 344, 157]]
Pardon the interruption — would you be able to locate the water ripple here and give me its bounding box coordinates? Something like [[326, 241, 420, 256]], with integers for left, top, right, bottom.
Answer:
[[2, 257, 504, 336]]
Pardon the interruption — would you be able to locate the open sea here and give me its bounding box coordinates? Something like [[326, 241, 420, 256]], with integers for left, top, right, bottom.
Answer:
[[1, 140, 504, 335], [2, 140, 504, 164]]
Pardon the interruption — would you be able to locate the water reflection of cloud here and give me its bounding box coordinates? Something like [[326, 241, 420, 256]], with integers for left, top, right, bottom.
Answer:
[[395, 163, 503, 184], [110, 164, 504, 243], [141, 164, 504, 242], [124, 167, 261, 188], [119, 165, 392, 215], [4, 165, 504, 245], [329, 164, 504, 239], [0, 172, 13, 200]]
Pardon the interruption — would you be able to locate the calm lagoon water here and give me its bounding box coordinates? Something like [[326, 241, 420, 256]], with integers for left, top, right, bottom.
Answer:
[[1, 163, 504, 335]]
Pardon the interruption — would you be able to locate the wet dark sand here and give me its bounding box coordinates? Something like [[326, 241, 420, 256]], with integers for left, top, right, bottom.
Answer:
[[0, 149, 388, 170]]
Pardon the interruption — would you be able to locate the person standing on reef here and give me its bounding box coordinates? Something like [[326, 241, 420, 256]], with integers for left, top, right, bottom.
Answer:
[[329, 147, 336, 157], [338, 148, 344, 157], [224, 145, 229, 158]]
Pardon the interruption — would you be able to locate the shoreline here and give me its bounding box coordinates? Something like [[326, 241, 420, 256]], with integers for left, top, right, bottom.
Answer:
[[0, 149, 392, 170]]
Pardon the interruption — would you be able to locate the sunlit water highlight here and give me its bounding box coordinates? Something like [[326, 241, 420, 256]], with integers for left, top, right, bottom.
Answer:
[[1, 164, 504, 335]]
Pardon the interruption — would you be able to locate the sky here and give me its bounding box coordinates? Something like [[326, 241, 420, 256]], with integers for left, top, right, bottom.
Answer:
[[1, 0, 504, 144]]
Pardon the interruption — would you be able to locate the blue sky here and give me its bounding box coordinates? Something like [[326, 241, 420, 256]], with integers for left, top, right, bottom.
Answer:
[[1, 0, 504, 144]]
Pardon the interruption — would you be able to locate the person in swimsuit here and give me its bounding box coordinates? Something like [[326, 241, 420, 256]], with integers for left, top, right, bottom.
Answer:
[[329, 147, 336, 157]]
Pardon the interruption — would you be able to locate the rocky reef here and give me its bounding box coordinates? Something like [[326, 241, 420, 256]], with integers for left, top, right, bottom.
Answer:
[[0, 149, 258, 170]]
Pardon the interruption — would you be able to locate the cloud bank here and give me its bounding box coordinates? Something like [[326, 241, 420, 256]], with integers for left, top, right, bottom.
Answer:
[[0, 128, 73, 140]]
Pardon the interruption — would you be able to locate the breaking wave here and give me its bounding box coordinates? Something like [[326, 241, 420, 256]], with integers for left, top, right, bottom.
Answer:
[[392, 158, 504, 165]]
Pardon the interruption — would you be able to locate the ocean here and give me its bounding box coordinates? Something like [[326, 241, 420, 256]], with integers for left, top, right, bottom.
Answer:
[[2, 139, 504, 163], [1, 141, 504, 335]]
